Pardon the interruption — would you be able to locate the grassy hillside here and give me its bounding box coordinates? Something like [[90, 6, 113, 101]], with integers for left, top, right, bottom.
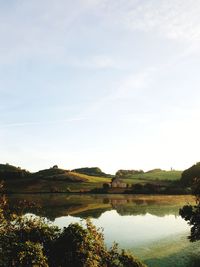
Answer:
[[120, 170, 182, 186], [72, 167, 112, 177], [3, 166, 111, 193], [1, 164, 184, 193], [31, 167, 88, 182], [132, 170, 182, 180]]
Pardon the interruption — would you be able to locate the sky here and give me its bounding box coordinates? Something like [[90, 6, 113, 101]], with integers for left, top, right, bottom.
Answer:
[[1, 0, 200, 174]]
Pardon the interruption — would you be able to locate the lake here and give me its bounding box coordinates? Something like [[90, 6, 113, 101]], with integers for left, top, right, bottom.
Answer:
[[7, 194, 200, 267]]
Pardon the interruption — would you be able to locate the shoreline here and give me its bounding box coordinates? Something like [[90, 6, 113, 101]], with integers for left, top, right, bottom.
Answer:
[[3, 191, 192, 195]]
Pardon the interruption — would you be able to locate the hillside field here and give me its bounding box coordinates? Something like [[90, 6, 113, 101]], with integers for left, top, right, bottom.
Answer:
[[122, 170, 182, 185], [1, 164, 183, 193]]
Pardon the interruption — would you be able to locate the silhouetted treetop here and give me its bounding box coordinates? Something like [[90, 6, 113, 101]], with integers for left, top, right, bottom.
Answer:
[[180, 162, 200, 186]]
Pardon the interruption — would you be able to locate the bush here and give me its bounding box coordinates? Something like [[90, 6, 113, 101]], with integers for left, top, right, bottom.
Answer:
[[179, 177, 200, 242], [13, 241, 48, 267], [0, 184, 146, 267], [179, 203, 200, 242]]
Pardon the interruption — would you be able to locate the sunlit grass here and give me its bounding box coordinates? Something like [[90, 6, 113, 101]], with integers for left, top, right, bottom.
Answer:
[[125, 170, 182, 181]]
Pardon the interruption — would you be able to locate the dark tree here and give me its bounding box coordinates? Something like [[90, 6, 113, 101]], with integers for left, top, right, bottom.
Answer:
[[179, 177, 200, 241], [180, 162, 200, 186]]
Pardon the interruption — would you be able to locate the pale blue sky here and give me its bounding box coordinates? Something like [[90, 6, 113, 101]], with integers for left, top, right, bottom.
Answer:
[[1, 0, 200, 173]]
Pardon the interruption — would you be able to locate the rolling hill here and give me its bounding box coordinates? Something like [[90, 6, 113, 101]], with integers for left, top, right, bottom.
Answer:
[[0, 164, 185, 193], [1, 164, 111, 193]]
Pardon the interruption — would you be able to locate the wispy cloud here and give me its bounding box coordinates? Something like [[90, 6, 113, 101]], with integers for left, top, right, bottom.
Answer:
[[95, 0, 200, 42], [76, 66, 156, 119], [1, 0, 199, 68], [0, 117, 87, 129]]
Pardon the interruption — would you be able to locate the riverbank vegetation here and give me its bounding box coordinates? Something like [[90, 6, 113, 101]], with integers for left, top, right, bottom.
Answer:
[[180, 176, 200, 242], [0, 183, 146, 267]]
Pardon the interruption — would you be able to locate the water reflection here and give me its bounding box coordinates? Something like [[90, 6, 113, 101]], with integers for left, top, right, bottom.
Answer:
[[54, 211, 189, 247], [7, 194, 200, 267], [7, 194, 195, 220]]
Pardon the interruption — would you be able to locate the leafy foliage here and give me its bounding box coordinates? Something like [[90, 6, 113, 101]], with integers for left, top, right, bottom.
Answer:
[[180, 162, 200, 186], [0, 181, 146, 267], [49, 220, 146, 267], [13, 241, 49, 267], [179, 204, 200, 242], [180, 177, 200, 242]]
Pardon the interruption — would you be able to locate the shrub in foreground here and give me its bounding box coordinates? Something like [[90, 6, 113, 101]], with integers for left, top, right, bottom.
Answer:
[[0, 185, 146, 267]]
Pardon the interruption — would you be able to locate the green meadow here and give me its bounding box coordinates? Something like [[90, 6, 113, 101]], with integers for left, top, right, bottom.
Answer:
[[1, 163, 184, 193]]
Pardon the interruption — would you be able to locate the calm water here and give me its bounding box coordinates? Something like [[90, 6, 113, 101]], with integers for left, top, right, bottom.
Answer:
[[8, 194, 200, 267]]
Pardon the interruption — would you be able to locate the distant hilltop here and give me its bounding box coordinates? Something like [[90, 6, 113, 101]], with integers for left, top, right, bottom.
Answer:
[[0, 163, 113, 180], [0, 163, 182, 179], [72, 167, 112, 178], [0, 162, 199, 194]]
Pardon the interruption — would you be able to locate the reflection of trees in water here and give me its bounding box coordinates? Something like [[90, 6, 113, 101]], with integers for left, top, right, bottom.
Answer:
[[7, 194, 194, 220], [103, 198, 110, 204], [73, 208, 112, 219]]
